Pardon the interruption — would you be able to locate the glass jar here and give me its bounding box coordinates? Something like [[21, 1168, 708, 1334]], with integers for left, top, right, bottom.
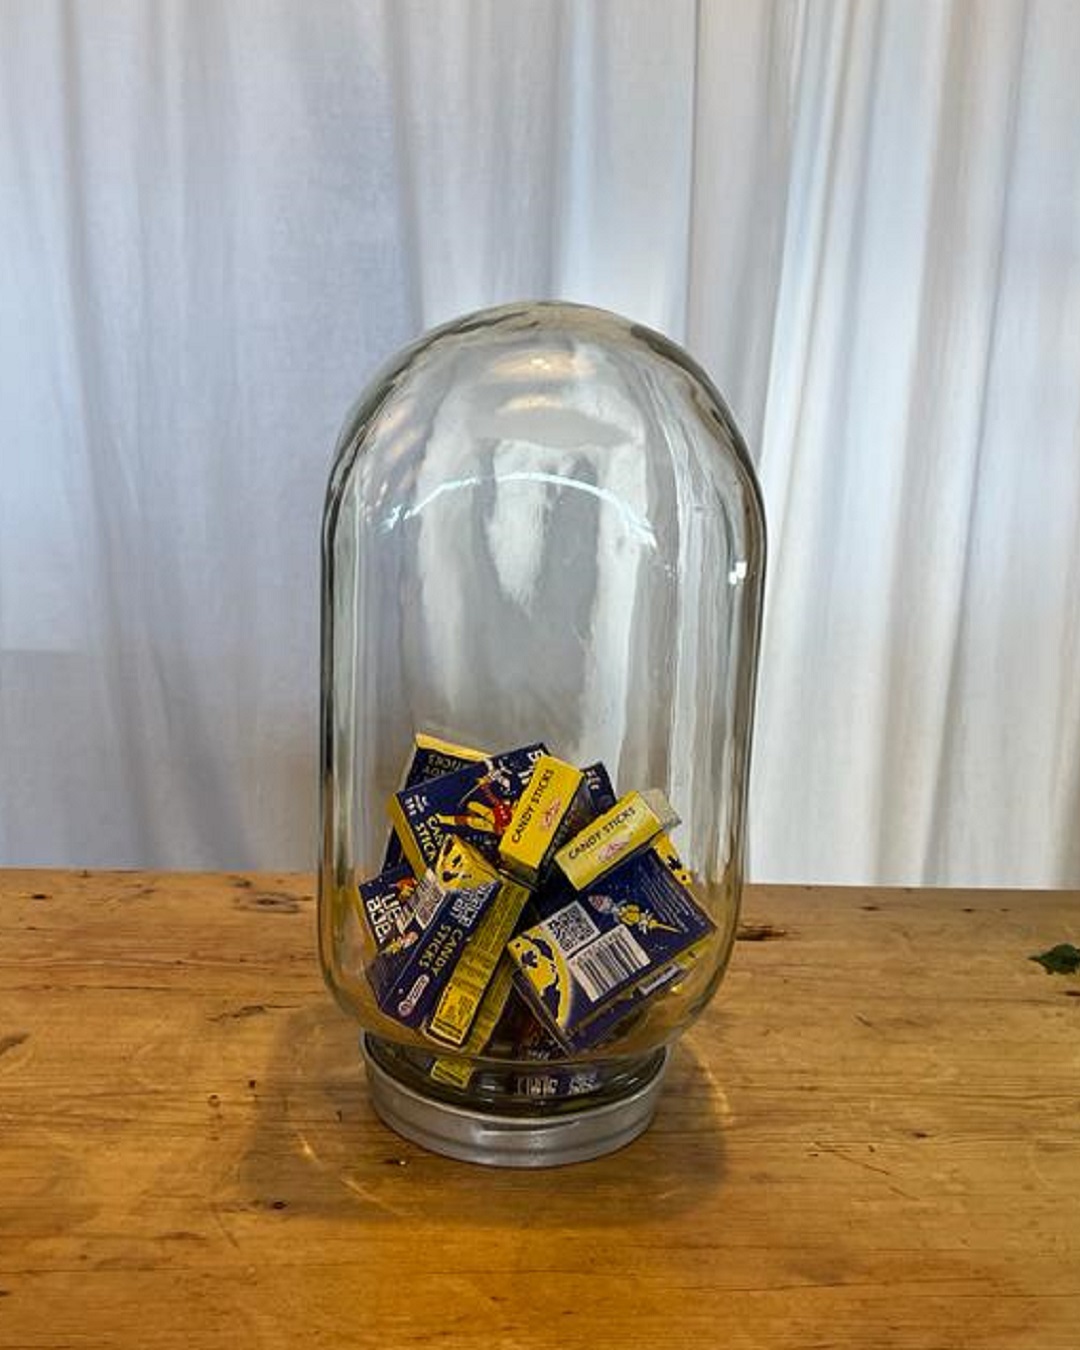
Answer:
[[319, 302, 765, 1165]]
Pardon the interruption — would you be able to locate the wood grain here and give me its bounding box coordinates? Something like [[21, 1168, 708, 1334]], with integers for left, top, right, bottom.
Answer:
[[1, 871, 1078, 1349]]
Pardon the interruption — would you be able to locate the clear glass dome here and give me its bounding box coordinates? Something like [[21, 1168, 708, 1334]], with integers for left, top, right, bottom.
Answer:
[[319, 301, 765, 1165]]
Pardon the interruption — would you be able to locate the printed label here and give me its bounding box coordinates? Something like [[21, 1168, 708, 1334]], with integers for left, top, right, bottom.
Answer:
[[508, 840, 713, 1043], [554, 790, 677, 890], [567, 925, 649, 1001], [388, 743, 546, 876]]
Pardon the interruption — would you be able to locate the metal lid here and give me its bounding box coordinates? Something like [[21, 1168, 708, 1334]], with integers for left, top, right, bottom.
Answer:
[[362, 1037, 668, 1168]]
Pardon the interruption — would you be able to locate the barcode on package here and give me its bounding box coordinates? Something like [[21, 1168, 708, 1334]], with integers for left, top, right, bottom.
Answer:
[[410, 875, 442, 928], [545, 901, 600, 955], [569, 926, 649, 1001]]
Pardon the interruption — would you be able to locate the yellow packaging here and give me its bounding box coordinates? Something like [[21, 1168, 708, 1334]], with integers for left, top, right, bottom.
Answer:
[[652, 830, 692, 888], [388, 743, 545, 879], [429, 955, 517, 1088], [498, 754, 585, 886], [381, 734, 488, 872], [413, 732, 487, 762], [426, 877, 530, 1047], [554, 788, 679, 890], [373, 836, 503, 1027]]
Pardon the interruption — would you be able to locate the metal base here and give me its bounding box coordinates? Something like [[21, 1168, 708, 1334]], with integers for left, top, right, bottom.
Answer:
[[362, 1038, 668, 1168]]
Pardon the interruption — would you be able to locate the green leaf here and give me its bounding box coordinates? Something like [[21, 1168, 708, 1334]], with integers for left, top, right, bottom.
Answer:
[[1030, 943, 1080, 975]]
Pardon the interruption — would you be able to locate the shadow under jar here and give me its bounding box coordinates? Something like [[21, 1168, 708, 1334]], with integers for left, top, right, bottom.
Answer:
[[319, 302, 765, 1166]]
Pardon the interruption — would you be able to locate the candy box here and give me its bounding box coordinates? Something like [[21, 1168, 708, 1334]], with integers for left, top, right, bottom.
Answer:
[[554, 788, 679, 890], [581, 761, 616, 813], [403, 732, 488, 784], [492, 757, 616, 892], [498, 754, 590, 887], [497, 935, 705, 1057], [388, 743, 547, 875], [358, 863, 448, 1006], [356, 863, 418, 950], [507, 840, 714, 1046], [362, 871, 453, 1005], [428, 956, 519, 1088], [561, 933, 707, 1050], [515, 1066, 605, 1099], [372, 836, 503, 1028], [382, 734, 487, 870], [426, 872, 530, 1047]]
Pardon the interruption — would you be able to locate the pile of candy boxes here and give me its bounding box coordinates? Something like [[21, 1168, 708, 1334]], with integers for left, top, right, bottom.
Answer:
[[355, 735, 714, 1091]]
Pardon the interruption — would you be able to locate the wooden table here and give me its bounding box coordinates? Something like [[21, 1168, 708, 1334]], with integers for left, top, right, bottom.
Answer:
[[1, 873, 1077, 1349]]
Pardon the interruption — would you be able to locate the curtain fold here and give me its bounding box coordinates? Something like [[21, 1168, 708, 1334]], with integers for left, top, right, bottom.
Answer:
[[1, 0, 1077, 883]]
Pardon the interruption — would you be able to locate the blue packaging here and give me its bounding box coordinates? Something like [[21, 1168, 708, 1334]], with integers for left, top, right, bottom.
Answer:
[[356, 864, 419, 950], [382, 734, 488, 871], [374, 837, 503, 1029], [507, 840, 714, 1046], [581, 760, 616, 813], [387, 743, 547, 874]]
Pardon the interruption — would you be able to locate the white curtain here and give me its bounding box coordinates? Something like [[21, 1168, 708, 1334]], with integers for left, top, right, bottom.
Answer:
[[2, 0, 1077, 884]]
